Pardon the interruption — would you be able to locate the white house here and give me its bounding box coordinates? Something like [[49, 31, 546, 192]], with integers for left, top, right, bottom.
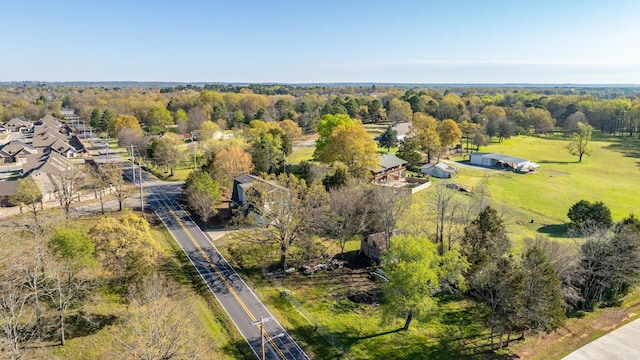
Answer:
[[420, 162, 457, 178]]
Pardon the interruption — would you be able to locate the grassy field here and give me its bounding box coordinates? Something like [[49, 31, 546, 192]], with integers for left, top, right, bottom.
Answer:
[[448, 134, 640, 243], [287, 146, 315, 165]]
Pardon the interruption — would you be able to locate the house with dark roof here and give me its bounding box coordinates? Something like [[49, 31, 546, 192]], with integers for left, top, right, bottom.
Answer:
[[23, 152, 77, 203], [37, 114, 66, 129], [372, 153, 407, 183], [0, 141, 38, 164], [4, 117, 33, 133], [0, 180, 19, 207], [231, 174, 281, 209]]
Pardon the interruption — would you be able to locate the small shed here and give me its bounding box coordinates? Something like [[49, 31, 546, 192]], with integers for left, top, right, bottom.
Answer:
[[420, 162, 457, 178], [359, 230, 401, 264]]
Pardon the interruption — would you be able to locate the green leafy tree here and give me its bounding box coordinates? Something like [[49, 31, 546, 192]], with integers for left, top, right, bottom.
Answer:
[[46, 228, 97, 345], [10, 178, 42, 224], [566, 122, 593, 162], [322, 162, 349, 190], [250, 130, 285, 174], [148, 133, 184, 176], [567, 200, 613, 229], [387, 98, 413, 124], [438, 119, 462, 149], [314, 113, 355, 157], [410, 113, 440, 163], [526, 107, 555, 134], [316, 123, 379, 178], [146, 106, 174, 133], [382, 235, 468, 331], [378, 126, 398, 152], [183, 171, 221, 222], [89, 214, 161, 282]]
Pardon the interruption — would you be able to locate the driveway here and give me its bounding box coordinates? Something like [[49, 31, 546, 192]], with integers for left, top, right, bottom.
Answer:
[[563, 318, 640, 359]]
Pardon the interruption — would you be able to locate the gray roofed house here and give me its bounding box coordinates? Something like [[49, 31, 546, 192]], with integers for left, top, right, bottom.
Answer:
[[37, 114, 65, 129], [4, 117, 33, 133], [0, 141, 38, 164], [24, 152, 76, 202], [372, 153, 407, 183], [231, 174, 280, 208], [0, 180, 19, 207]]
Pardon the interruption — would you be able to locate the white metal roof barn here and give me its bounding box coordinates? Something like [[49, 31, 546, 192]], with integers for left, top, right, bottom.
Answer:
[[469, 152, 539, 172]]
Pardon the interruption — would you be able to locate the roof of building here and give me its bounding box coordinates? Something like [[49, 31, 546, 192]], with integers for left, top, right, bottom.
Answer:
[[0, 180, 18, 197], [4, 117, 33, 128], [0, 140, 37, 155], [374, 153, 407, 173], [364, 230, 402, 253], [421, 162, 457, 172], [471, 152, 530, 165], [392, 122, 411, 136], [37, 114, 65, 128], [22, 151, 72, 177]]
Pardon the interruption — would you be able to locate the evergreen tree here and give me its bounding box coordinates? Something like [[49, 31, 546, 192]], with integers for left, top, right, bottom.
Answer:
[[519, 246, 565, 337], [378, 126, 398, 152], [461, 206, 510, 273], [90, 108, 102, 129]]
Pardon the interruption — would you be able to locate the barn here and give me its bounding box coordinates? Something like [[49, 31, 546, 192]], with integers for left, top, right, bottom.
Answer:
[[469, 153, 539, 172]]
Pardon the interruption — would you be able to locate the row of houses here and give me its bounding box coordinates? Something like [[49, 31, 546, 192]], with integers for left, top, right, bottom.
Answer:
[[0, 114, 86, 206]]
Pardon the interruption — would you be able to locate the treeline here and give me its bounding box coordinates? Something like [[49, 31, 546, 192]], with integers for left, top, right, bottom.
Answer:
[[3, 84, 640, 141]]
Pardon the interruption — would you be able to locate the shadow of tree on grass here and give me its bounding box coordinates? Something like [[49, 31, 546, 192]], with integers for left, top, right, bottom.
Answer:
[[537, 224, 571, 238]]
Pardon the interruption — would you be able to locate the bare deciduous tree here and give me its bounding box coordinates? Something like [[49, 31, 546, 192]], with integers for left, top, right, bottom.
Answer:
[[326, 181, 371, 255], [50, 165, 84, 216]]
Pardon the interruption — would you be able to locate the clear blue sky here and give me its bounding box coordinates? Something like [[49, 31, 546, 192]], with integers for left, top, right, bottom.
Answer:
[[1, 0, 639, 83]]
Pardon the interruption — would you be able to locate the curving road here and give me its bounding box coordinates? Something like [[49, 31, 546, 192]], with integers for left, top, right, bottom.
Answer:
[[140, 175, 309, 360]]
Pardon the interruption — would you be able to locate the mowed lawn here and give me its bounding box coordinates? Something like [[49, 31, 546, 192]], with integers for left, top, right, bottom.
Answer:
[[455, 134, 640, 242]]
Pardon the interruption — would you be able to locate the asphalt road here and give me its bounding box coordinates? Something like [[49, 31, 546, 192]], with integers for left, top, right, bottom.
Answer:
[[140, 174, 310, 360]]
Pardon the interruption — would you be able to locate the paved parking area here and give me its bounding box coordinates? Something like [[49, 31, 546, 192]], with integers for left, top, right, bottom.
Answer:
[[563, 318, 640, 359]]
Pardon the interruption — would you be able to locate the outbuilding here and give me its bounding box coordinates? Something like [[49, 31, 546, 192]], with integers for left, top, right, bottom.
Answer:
[[469, 152, 539, 172], [420, 162, 457, 178]]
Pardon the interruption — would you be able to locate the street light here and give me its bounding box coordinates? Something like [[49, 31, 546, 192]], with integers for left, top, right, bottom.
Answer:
[[250, 316, 273, 360]]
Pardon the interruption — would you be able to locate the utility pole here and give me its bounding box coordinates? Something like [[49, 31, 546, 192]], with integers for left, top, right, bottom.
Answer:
[[139, 162, 144, 218], [129, 145, 137, 184], [193, 142, 197, 170], [251, 316, 273, 360]]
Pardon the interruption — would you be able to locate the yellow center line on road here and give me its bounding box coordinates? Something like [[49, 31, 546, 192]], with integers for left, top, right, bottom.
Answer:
[[166, 207, 288, 360]]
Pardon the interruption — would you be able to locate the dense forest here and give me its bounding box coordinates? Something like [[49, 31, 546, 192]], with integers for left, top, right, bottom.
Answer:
[[2, 83, 640, 139]]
